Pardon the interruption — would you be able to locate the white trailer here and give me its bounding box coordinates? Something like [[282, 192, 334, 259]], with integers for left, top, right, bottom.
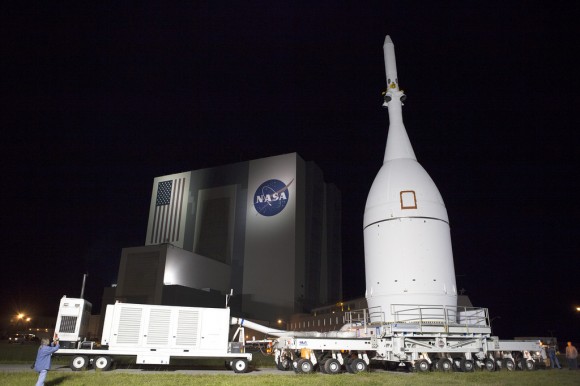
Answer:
[[53, 296, 252, 373], [234, 304, 545, 374]]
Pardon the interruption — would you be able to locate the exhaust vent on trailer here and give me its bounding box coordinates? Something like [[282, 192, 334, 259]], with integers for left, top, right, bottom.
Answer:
[[117, 307, 143, 345], [58, 316, 78, 333]]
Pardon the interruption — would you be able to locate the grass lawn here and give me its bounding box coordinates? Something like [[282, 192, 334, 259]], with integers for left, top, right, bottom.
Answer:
[[1, 370, 579, 386]]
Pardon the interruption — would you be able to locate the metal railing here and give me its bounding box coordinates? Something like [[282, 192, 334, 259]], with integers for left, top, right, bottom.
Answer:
[[390, 304, 490, 331], [344, 306, 384, 327]]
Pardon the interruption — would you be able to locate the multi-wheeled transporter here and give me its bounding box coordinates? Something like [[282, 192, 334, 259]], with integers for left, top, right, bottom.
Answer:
[[53, 296, 251, 373], [240, 305, 544, 374]]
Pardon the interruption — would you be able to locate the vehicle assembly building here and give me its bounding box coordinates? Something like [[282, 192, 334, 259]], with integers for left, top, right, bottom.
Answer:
[[113, 152, 342, 322]]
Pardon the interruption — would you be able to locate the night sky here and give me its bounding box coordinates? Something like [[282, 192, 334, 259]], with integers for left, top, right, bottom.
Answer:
[[2, 2, 578, 344]]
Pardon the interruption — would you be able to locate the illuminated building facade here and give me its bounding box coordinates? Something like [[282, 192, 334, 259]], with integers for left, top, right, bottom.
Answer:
[[114, 153, 341, 321]]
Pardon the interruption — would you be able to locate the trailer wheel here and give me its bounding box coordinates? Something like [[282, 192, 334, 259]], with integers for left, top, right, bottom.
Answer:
[[414, 359, 431, 372], [460, 359, 474, 372], [70, 355, 89, 371], [484, 358, 496, 371], [93, 356, 112, 371], [502, 358, 515, 371], [438, 358, 453, 372], [318, 359, 327, 373], [520, 358, 535, 371], [297, 358, 314, 374], [293, 359, 301, 373], [452, 358, 463, 372], [350, 358, 368, 373], [325, 358, 342, 374], [432, 359, 440, 371], [276, 357, 291, 371], [345, 358, 354, 373], [232, 358, 248, 373]]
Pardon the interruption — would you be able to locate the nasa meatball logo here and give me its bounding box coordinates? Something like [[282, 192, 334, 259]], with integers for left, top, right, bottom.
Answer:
[[253, 178, 293, 216]]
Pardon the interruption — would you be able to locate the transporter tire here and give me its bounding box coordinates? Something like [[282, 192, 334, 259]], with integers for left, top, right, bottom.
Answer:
[[521, 358, 535, 371], [438, 358, 453, 372], [319, 359, 327, 373], [432, 359, 440, 371], [414, 359, 431, 372], [325, 358, 342, 374], [293, 359, 301, 373], [502, 358, 515, 371], [460, 359, 474, 372], [70, 355, 89, 371], [276, 357, 291, 371], [345, 358, 354, 373], [232, 358, 249, 373], [93, 356, 113, 371], [484, 358, 496, 371], [297, 358, 314, 374], [350, 358, 368, 373]]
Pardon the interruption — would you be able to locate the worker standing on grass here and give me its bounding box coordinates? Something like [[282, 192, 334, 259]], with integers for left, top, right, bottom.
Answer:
[[33, 335, 60, 386], [548, 341, 561, 369], [565, 341, 578, 370]]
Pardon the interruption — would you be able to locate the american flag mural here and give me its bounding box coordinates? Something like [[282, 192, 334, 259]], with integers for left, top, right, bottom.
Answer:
[[150, 177, 186, 244]]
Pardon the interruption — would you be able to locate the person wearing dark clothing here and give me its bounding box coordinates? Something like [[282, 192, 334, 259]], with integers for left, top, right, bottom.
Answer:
[[548, 342, 561, 369], [34, 336, 60, 386]]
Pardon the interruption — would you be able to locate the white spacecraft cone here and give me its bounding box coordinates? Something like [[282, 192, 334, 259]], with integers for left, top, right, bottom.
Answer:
[[364, 35, 457, 323]]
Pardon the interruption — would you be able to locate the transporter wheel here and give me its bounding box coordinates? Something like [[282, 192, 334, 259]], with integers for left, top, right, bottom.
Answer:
[[414, 359, 431, 372], [319, 359, 328, 373], [232, 358, 248, 373], [297, 358, 314, 374], [432, 359, 440, 371], [520, 358, 535, 371], [70, 355, 89, 371], [293, 359, 301, 373], [484, 358, 496, 371], [502, 358, 515, 371], [350, 358, 368, 373], [276, 357, 291, 371], [460, 359, 475, 372], [438, 358, 453, 372], [452, 358, 463, 372], [93, 356, 113, 371], [325, 358, 342, 374], [345, 358, 354, 373]]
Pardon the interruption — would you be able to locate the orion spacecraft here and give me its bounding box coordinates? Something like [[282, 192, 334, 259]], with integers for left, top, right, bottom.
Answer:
[[364, 36, 457, 322]]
